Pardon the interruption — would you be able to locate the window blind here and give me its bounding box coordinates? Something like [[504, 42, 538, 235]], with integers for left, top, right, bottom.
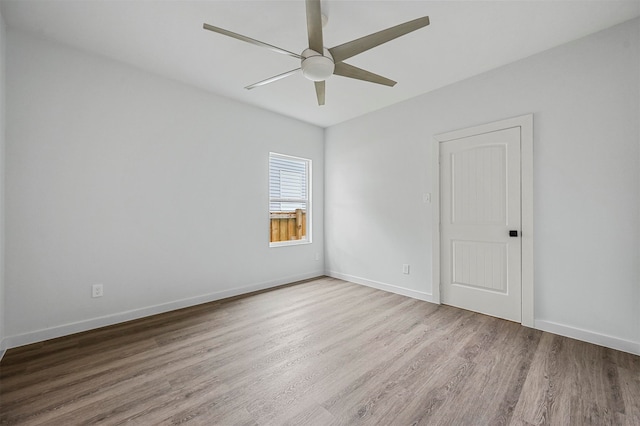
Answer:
[[269, 154, 308, 212]]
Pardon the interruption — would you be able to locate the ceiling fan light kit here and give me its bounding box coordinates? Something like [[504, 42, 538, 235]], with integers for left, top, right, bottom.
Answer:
[[203, 0, 429, 105], [301, 48, 335, 81]]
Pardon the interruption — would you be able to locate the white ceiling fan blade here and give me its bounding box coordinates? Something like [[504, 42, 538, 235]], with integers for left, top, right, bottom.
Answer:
[[333, 62, 396, 87], [305, 0, 324, 54], [329, 16, 430, 63], [314, 81, 325, 105], [245, 69, 301, 90], [203, 23, 302, 59]]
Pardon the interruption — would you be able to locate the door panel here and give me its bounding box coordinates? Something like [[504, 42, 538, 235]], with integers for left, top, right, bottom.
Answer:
[[441, 127, 521, 322], [452, 240, 507, 293]]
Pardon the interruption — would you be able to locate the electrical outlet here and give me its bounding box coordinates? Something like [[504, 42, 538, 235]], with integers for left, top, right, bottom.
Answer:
[[402, 264, 410, 274], [315, 252, 320, 261], [92, 284, 103, 298]]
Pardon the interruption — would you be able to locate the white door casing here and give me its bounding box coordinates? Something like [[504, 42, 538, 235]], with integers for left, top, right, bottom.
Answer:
[[432, 115, 533, 327]]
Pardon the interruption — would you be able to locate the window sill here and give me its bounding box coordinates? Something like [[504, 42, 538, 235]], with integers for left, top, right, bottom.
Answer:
[[269, 239, 312, 248]]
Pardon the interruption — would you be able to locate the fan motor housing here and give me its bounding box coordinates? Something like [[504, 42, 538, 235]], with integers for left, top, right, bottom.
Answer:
[[301, 48, 335, 81]]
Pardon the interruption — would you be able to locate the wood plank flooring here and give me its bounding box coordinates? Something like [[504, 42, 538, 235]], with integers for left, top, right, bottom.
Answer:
[[1, 276, 638, 425]]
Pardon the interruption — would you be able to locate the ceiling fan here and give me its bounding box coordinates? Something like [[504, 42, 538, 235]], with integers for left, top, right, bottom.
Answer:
[[203, 0, 429, 106]]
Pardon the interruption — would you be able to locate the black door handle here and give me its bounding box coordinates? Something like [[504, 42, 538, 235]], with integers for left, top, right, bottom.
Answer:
[[509, 230, 518, 237]]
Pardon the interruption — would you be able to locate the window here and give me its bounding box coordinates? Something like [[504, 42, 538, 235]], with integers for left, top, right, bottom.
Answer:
[[269, 153, 311, 246]]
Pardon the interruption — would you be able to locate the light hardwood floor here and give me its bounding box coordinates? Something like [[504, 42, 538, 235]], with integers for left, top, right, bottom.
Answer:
[[1, 277, 639, 425]]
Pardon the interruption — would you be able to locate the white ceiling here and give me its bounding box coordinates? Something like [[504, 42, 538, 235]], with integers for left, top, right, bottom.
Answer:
[[1, 0, 639, 127]]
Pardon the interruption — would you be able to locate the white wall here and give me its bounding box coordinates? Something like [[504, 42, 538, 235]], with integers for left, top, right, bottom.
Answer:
[[325, 19, 640, 354], [0, 8, 6, 356], [3, 18, 638, 356], [4, 30, 324, 347]]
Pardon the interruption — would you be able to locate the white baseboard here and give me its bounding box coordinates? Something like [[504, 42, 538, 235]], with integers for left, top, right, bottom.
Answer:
[[535, 319, 640, 356], [325, 271, 639, 356], [2, 271, 324, 350], [5, 273, 636, 358], [326, 270, 438, 304]]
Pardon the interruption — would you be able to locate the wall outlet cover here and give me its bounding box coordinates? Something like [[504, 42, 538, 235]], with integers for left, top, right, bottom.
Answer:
[[92, 284, 104, 298]]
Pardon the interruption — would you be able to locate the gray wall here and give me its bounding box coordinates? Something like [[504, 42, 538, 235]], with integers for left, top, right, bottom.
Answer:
[[4, 30, 324, 347], [325, 19, 640, 353]]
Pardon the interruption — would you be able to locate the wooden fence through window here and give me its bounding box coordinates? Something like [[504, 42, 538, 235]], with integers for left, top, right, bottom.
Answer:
[[270, 209, 306, 242]]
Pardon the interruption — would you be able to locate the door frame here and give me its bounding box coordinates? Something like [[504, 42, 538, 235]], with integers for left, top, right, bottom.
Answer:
[[432, 114, 534, 327]]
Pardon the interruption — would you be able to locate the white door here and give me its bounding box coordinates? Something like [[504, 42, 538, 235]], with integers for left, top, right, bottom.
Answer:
[[440, 127, 522, 322]]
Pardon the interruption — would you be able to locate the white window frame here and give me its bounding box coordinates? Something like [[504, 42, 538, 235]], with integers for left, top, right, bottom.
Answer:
[[269, 152, 312, 247]]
